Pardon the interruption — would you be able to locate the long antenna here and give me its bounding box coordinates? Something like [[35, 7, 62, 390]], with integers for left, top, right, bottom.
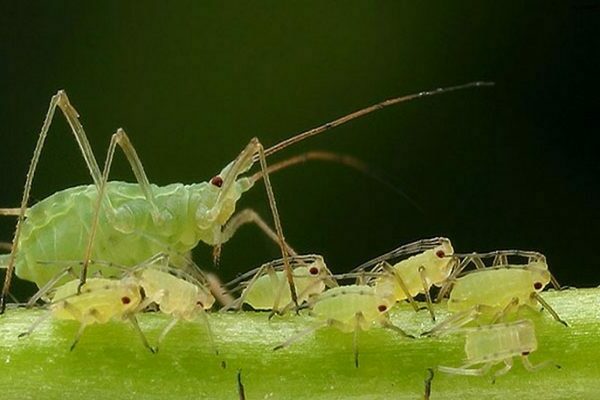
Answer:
[[258, 81, 494, 159]]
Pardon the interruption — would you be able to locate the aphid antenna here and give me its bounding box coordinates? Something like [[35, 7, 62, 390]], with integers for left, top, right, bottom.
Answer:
[[423, 368, 434, 400], [249, 150, 425, 213], [349, 237, 450, 273], [259, 81, 495, 159]]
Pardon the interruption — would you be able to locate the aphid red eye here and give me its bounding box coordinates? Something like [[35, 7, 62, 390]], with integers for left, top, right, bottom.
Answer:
[[121, 296, 131, 304], [309, 267, 319, 275], [210, 176, 223, 188], [435, 250, 445, 258], [378, 304, 387, 312], [522, 351, 530, 356], [533, 282, 543, 290]]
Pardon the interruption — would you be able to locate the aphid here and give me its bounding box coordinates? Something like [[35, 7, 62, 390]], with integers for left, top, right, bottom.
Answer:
[[340, 237, 456, 321], [19, 277, 153, 352], [222, 254, 336, 314], [424, 254, 567, 336], [0, 82, 493, 313], [436, 249, 560, 300], [131, 257, 217, 353], [274, 284, 412, 368], [438, 319, 557, 381]]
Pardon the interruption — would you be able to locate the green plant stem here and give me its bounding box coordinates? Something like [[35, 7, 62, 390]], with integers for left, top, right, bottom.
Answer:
[[0, 288, 598, 400]]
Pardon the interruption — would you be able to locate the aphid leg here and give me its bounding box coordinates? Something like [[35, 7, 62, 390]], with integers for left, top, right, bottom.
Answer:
[[79, 128, 163, 291], [491, 358, 514, 383], [206, 273, 235, 308], [423, 368, 434, 400], [0, 208, 22, 217], [520, 354, 558, 372], [237, 369, 246, 400], [215, 138, 299, 311], [530, 293, 568, 327], [26, 266, 77, 307], [490, 297, 519, 324], [0, 90, 107, 313], [198, 309, 219, 357], [436, 256, 473, 301], [492, 252, 508, 267], [220, 208, 298, 257], [352, 312, 364, 368], [438, 361, 493, 376], [422, 306, 483, 337], [18, 311, 52, 338], [155, 318, 179, 353], [379, 318, 414, 339], [380, 261, 420, 313], [273, 321, 329, 351], [69, 322, 89, 351], [418, 266, 436, 321], [127, 315, 155, 353], [268, 264, 287, 317]]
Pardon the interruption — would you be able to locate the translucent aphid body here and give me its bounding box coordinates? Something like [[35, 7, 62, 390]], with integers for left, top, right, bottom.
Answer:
[[21, 277, 152, 351], [346, 237, 455, 321], [226, 255, 335, 313], [425, 259, 566, 336], [135, 265, 217, 352], [275, 284, 412, 367], [447, 262, 550, 313], [438, 319, 554, 380]]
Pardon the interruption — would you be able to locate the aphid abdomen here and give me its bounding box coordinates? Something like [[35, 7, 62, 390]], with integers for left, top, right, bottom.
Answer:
[[243, 271, 289, 310], [448, 269, 533, 312], [14, 182, 210, 289], [311, 285, 382, 331], [464, 320, 537, 363]]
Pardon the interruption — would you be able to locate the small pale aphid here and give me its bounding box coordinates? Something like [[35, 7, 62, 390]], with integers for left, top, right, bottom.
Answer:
[[274, 284, 412, 367], [438, 319, 557, 381], [223, 255, 336, 314], [20, 277, 152, 352], [345, 237, 456, 321], [425, 258, 566, 336], [133, 263, 217, 352]]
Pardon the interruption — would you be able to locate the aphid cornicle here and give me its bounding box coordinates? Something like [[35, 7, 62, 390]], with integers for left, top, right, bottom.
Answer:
[[274, 284, 413, 368], [222, 254, 336, 314], [347, 237, 456, 321], [438, 319, 557, 381], [0, 82, 493, 313], [19, 277, 153, 352]]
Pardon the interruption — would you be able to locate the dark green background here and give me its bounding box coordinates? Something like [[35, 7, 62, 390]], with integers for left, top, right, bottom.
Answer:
[[1, 2, 598, 299]]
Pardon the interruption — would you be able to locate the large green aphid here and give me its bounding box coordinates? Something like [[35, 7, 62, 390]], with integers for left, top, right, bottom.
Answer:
[[0, 82, 493, 313]]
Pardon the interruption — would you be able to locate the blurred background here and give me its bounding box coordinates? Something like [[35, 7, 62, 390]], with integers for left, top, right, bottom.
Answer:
[[1, 2, 598, 300]]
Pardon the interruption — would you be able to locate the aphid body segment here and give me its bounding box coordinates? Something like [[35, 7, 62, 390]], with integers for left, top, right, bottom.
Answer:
[[438, 319, 554, 380], [229, 255, 334, 313]]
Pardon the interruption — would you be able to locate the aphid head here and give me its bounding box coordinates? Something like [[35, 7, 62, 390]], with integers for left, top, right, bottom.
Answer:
[[429, 239, 455, 282], [195, 286, 216, 311], [525, 260, 551, 292]]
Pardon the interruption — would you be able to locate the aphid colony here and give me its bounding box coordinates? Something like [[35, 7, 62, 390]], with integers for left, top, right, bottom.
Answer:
[[0, 82, 563, 386], [10, 236, 564, 382]]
